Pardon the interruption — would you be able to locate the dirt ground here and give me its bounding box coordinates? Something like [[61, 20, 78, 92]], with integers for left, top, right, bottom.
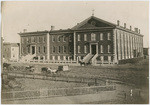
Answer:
[[2, 58, 149, 104], [6, 59, 149, 88]]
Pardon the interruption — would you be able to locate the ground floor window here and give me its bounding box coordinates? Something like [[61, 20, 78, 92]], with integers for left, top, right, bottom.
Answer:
[[78, 46, 81, 53], [84, 45, 87, 53], [108, 56, 111, 61], [104, 56, 108, 61], [52, 46, 55, 53], [52, 56, 55, 60], [58, 56, 60, 60], [100, 56, 104, 61]]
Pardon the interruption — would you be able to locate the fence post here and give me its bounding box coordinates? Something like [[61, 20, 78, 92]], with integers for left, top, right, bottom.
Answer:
[[95, 78, 97, 86]]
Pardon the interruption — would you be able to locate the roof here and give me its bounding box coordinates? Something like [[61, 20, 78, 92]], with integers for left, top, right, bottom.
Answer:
[[71, 16, 116, 30], [3, 42, 19, 47], [18, 16, 143, 36], [18, 30, 49, 36]]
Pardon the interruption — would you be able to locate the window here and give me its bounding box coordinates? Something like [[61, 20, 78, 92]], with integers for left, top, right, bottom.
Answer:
[[37, 37, 40, 43], [78, 46, 81, 53], [69, 46, 72, 53], [22, 37, 25, 43], [58, 56, 60, 60], [38, 47, 41, 53], [52, 36, 55, 42], [69, 35, 72, 42], [31, 37, 35, 43], [26, 37, 29, 43], [13, 55, 15, 57], [43, 46, 46, 53], [12, 48, 14, 51], [100, 33, 103, 40], [104, 56, 108, 61], [28, 46, 30, 53], [63, 36, 66, 42], [63, 56, 66, 60], [107, 33, 111, 40], [91, 33, 96, 41], [84, 45, 87, 53], [63, 46, 66, 53], [100, 56, 104, 61], [43, 37, 46, 43], [78, 34, 80, 41], [84, 34, 87, 41], [108, 56, 111, 61], [28, 37, 31, 43], [52, 56, 55, 60], [57, 36, 61, 42], [108, 45, 110, 53], [58, 46, 61, 53], [100, 45, 103, 53], [52, 46, 55, 53]]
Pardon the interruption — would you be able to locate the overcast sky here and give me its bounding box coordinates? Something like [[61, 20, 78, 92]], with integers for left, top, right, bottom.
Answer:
[[2, 1, 149, 47]]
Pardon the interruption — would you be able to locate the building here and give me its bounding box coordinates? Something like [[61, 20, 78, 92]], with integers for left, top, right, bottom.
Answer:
[[3, 42, 20, 61], [143, 48, 149, 59], [18, 16, 143, 64]]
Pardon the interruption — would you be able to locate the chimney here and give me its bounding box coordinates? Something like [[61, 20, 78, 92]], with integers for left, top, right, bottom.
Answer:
[[117, 20, 120, 26], [130, 26, 132, 31], [51, 26, 55, 31], [23, 29, 27, 33], [139, 29, 140, 34], [124, 23, 126, 28], [134, 28, 138, 33]]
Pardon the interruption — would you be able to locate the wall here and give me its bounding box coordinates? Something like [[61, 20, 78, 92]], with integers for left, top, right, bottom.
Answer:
[[49, 33, 74, 60], [3, 44, 11, 61], [10, 47, 19, 61], [75, 30, 114, 61], [115, 29, 143, 61], [21, 34, 47, 59]]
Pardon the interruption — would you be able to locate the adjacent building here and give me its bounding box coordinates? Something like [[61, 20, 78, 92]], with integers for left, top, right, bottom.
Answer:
[[18, 16, 143, 64], [3, 42, 20, 61]]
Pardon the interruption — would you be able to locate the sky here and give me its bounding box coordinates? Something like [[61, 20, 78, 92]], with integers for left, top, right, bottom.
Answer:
[[1, 1, 149, 47]]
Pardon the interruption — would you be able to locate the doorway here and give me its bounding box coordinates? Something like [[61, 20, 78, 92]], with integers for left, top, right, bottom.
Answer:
[[31, 46, 36, 55], [91, 44, 97, 55]]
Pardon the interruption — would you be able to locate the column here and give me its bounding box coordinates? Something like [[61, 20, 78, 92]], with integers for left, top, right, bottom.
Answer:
[[141, 36, 144, 57], [121, 33, 124, 59], [47, 33, 50, 60], [20, 37, 22, 59], [124, 33, 127, 59], [118, 31, 121, 60], [120, 31, 122, 59], [73, 32, 76, 60], [128, 34, 130, 58], [113, 29, 117, 63]]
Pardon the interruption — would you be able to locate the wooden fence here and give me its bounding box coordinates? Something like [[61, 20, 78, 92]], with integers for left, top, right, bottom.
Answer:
[[2, 71, 108, 86], [2, 85, 116, 101]]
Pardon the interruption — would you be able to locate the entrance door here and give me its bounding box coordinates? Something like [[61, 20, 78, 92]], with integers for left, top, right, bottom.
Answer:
[[31, 46, 35, 54], [91, 45, 96, 55]]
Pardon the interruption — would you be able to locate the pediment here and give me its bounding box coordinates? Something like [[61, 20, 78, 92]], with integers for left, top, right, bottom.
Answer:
[[71, 16, 116, 30]]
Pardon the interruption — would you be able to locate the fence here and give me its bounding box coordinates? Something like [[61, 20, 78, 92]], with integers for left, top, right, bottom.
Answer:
[[2, 85, 116, 101], [2, 71, 108, 86]]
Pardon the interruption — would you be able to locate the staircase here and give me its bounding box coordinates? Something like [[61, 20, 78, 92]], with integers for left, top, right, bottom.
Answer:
[[91, 53, 98, 65], [20, 54, 36, 62], [81, 53, 93, 64]]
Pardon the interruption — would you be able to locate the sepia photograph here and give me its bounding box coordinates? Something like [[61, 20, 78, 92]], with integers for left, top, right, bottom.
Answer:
[[1, 1, 149, 104]]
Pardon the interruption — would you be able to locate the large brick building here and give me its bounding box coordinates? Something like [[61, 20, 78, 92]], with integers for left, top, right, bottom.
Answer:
[[18, 16, 143, 64]]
